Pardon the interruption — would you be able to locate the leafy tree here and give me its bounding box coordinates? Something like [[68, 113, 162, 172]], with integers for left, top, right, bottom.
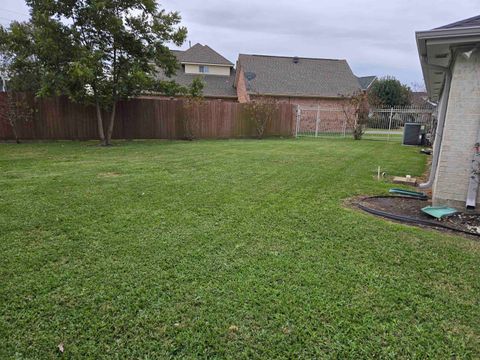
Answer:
[[156, 80, 188, 97], [0, 22, 41, 93], [1, 0, 187, 146], [187, 77, 204, 98], [368, 76, 412, 107]]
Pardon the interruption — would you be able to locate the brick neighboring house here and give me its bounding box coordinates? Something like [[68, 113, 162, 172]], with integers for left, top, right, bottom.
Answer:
[[234, 54, 362, 109], [157, 43, 237, 100]]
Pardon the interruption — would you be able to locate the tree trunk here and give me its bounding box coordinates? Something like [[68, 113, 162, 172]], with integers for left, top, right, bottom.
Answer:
[[105, 100, 117, 146], [9, 121, 20, 144], [96, 102, 106, 146]]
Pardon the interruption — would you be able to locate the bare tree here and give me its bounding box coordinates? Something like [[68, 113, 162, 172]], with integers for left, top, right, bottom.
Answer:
[[182, 77, 204, 140], [341, 92, 370, 140], [0, 92, 34, 143], [243, 95, 278, 139]]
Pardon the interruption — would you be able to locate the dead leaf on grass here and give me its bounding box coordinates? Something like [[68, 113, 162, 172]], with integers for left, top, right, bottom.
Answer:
[[228, 325, 239, 333], [97, 172, 121, 178]]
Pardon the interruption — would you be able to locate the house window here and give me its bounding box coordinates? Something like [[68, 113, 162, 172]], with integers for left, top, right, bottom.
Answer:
[[199, 65, 209, 73]]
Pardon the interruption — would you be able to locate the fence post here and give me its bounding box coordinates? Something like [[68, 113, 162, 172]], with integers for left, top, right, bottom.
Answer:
[[387, 107, 393, 142], [315, 105, 320, 137], [295, 105, 301, 137]]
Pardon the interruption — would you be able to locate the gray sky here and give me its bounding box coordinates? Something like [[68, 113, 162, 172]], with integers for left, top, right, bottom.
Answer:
[[1, 0, 478, 87]]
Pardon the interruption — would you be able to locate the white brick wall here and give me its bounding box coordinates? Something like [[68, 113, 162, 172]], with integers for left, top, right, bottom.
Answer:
[[433, 50, 480, 209]]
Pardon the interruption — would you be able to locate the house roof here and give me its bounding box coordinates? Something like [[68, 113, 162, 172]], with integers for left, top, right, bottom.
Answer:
[[416, 15, 480, 101], [434, 15, 480, 30], [157, 64, 237, 98], [173, 43, 233, 66], [357, 75, 377, 90], [165, 70, 237, 98], [410, 91, 436, 108], [237, 54, 361, 97]]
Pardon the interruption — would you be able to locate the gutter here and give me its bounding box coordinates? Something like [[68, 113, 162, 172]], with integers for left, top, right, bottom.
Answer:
[[180, 62, 233, 67], [246, 93, 356, 100]]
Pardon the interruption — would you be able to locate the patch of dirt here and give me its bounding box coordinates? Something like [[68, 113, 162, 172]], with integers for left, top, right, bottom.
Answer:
[[354, 196, 480, 238]]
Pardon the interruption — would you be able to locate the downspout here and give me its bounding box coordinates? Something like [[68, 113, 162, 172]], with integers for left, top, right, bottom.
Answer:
[[464, 48, 480, 209], [466, 132, 480, 209], [418, 62, 452, 189]]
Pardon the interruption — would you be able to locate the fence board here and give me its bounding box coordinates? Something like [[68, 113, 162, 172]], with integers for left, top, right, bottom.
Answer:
[[0, 94, 295, 141]]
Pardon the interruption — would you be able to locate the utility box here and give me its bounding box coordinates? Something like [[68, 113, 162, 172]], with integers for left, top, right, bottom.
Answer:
[[403, 123, 422, 145]]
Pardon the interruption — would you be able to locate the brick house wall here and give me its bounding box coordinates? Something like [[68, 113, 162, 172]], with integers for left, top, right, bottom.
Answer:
[[235, 67, 250, 103], [433, 50, 480, 209]]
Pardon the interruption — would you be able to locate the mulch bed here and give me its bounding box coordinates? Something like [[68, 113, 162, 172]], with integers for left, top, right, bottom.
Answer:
[[355, 196, 480, 237]]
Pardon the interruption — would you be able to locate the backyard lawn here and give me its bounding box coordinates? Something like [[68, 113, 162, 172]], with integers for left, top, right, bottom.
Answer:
[[0, 139, 479, 358]]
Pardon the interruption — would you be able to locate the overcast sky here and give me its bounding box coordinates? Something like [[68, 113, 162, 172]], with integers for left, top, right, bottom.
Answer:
[[1, 0, 478, 87]]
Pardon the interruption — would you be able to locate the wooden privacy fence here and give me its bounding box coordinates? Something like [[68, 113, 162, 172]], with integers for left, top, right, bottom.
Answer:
[[0, 93, 295, 141]]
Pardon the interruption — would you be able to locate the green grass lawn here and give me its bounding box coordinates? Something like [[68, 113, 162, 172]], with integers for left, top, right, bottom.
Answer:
[[1, 139, 479, 358]]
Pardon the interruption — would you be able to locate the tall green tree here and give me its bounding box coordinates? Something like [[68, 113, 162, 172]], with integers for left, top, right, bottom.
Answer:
[[0, 21, 41, 93], [368, 76, 412, 107], [2, 0, 187, 145]]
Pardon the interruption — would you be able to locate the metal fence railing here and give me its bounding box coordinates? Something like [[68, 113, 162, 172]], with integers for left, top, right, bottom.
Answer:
[[295, 104, 437, 143], [294, 106, 349, 138]]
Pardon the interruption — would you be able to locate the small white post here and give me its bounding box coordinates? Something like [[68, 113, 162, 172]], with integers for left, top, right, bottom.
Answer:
[[387, 107, 394, 142], [315, 105, 320, 137], [377, 166, 381, 181], [295, 105, 301, 138], [0, 71, 7, 92]]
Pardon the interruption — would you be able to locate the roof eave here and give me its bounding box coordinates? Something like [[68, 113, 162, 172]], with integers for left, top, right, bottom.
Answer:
[[416, 26, 480, 101], [180, 61, 233, 67], [247, 92, 355, 99], [365, 77, 377, 90]]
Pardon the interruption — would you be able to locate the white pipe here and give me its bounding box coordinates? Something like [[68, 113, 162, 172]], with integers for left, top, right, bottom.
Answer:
[[466, 137, 480, 209], [419, 69, 452, 189], [465, 48, 480, 209]]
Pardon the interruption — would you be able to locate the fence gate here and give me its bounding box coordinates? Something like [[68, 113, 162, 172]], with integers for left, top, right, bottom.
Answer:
[[295, 104, 437, 143], [295, 105, 350, 138]]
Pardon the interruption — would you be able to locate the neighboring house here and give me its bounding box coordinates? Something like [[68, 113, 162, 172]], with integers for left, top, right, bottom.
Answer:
[[158, 44, 367, 109], [357, 75, 377, 91], [410, 91, 436, 108], [416, 15, 480, 210], [234, 54, 361, 108], [159, 43, 237, 100]]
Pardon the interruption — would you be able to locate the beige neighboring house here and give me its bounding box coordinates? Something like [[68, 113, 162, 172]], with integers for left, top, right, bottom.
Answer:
[[416, 15, 480, 210], [160, 43, 238, 100]]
